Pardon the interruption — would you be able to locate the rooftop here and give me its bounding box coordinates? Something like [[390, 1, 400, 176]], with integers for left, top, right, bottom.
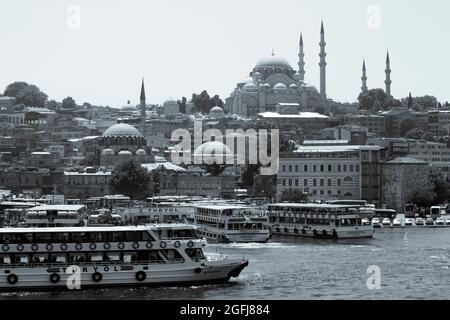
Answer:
[[386, 157, 428, 165]]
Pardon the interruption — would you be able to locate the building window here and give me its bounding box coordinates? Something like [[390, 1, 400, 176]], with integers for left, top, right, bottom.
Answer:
[[343, 165, 347, 172], [320, 179, 324, 186], [282, 165, 286, 172], [313, 179, 317, 187], [356, 165, 360, 172], [350, 165, 354, 172], [320, 190, 324, 195], [304, 165, 308, 172], [328, 179, 332, 186], [337, 179, 341, 187], [295, 165, 299, 172], [344, 176, 354, 182], [289, 165, 292, 172], [295, 179, 299, 187], [282, 179, 286, 187], [320, 165, 324, 172], [337, 165, 341, 172], [328, 190, 332, 195], [313, 165, 317, 172], [328, 165, 332, 172], [289, 179, 292, 187], [304, 179, 308, 187]]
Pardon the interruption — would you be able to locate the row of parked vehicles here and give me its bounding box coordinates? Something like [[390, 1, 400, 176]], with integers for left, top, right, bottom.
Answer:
[[363, 217, 450, 228]]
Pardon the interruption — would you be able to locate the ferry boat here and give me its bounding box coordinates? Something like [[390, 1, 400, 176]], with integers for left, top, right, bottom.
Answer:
[[194, 205, 270, 243], [0, 224, 248, 291], [266, 203, 374, 239]]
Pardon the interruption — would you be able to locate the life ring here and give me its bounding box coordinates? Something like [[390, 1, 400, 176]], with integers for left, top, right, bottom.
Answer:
[[7, 274, 18, 285], [132, 242, 140, 250], [50, 273, 60, 284], [17, 244, 24, 252], [75, 243, 83, 251], [2, 244, 9, 252], [31, 244, 39, 252], [60, 243, 68, 251], [160, 241, 167, 249], [294, 228, 299, 234], [174, 241, 181, 248], [194, 267, 202, 274], [89, 243, 97, 250], [187, 240, 194, 248], [284, 228, 289, 233], [46, 243, 54, 251], [313, 229, 318, 236], [103, 243, 111, 250], [301, 229, 307, 235], [92, 272, 102, 283], [135, 271, 146, 282], [146, 242, 153, 249], [275, 228, 280, 233], [118, 242, 125, 250]]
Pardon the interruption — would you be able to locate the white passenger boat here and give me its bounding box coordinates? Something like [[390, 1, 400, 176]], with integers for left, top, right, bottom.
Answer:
[[266, 204, 374, 239], [0, 224, 248, 291], [194, 205, 270, 243]]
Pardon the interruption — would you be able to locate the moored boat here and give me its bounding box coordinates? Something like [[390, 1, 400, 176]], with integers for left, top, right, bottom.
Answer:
[[0, 224, 248, 291]]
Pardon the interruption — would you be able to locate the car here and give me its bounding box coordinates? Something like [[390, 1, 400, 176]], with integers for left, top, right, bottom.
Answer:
[[405, 218, 415, 227], [415, 218, 425, 226], [371, 218, 382, 228], [362, 218, 371, 226], [435, 218, 445, 227], [393, 219, 402, 227], [382, 218, 392, 227], [425, 218, 435, 227]]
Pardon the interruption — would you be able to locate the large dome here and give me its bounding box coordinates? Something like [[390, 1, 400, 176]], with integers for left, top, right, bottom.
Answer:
[[102, 123, 142, 137], [194, 141, 233, 157], [256, 55, 291, 69]]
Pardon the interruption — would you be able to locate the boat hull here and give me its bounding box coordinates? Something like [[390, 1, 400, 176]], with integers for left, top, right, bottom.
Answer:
[[0, 260, 249, 291], [270, 225, 374, 239], [196, 227, 270, 243]]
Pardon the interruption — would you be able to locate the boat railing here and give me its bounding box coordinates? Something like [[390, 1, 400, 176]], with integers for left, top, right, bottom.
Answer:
[[0, 259, 187, 269]]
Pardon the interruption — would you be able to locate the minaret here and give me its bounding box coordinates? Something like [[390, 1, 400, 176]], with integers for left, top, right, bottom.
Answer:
[[298, 33, 305, 81], [140, 78, 146, 135], [361, 59, 368, 93], [385, 51, 392, 97], [319, 20, 327, 100]]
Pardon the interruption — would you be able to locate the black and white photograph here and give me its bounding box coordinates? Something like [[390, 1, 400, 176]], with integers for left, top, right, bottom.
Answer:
[[0, 0, 449, 312]]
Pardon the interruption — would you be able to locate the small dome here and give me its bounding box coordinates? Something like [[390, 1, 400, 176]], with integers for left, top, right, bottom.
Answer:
[[243, 82, 258, 92], [101, 148, 114, 156], [135, 149, 147, 155], [238, 76, 253, 84], [194, 141, 233, 157], [163, 98, 178, 106], [103, 123, 142, 137], [273, 83, 288, 90], [263, 83, 272, 88], [210, 106, 224, 113], [289, 83, 298, 89], [117, 150, 133, 155]]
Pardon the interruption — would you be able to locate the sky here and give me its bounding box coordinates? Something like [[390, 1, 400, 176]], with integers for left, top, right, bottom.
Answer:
[[0, 0, 449, 107]]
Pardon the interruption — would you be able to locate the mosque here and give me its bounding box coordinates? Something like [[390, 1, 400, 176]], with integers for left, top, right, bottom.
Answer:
[[226, 21, 393, 117]]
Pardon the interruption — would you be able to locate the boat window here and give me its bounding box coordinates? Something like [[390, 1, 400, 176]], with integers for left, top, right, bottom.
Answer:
[[89, 232, 105, 242], [123, 251, 138, 263], [34, 233, 53, 243], [141, 231, 154, 241], [0, 255, 12, 264], [159, 249, 184, 262], [69, 253, 86, 263], [124, 232, 141, 242], [71, 232, 90, 242], [17, 256, 29, 264], [88, 253, 103, 262], [106, 252, 121, 261], [109, 232, 125, 242], [185, 248, 205, 261], [52, 232, 71, 242], [31, 254, 49, 263]]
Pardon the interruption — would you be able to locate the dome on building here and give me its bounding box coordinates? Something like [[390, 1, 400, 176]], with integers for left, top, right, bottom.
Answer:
[[256, 55, 291, 69], [263, 83, 272, 88], [243, 82, 258, 92], [209, 106, 225, 115], [289, 83, 298, 89], [117, 150, 133, 155], [101, 148, 114, 156], [273, 83, 288, 91], [194, 141, 233, 158], [102, 123, 142, 137], [238, 76, 253, 84], [135, 149, 147, 155], [163, 98, 178, 106]]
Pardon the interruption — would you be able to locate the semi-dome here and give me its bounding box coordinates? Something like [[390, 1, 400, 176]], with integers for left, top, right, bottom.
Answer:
[[135, 149, 147, 155], [273, 83, 288, 90], [256, 55, 291, 69], [263, 83, 272, 88], [194, 141, 233, 157], [289, 83, 298, 89], [101, 148, 114, 156], [117, 150, 133, 155], [102, 123, 142, 137], [243, 82, 258, 92], [210, 106, 224, 113]]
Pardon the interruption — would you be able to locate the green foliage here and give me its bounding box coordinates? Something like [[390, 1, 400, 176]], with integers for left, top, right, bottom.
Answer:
[[111, 160, 153, 200], [281, 189, 309, 203], [240, 164, 261, 189], [191, 90, 224, 114], [401, 95, 438, 111], [405, 128, 424, 140], [205, 163, 226, 177], [4, 82, 48, 107], [252, 175, 276, 198], [358, 89, 401, 112], [62, 96, 78, 109]]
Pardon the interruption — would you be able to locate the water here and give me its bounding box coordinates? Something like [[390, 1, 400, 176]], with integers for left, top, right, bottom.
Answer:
[[2, 228, 450, 300]]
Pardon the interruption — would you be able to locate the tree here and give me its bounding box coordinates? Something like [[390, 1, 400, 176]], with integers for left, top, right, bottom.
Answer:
[[420, 132, 435, 142], [358, 89, 387, 111], [62, 96, 77, 109], [405, 128, 425, 140], [240, 164, 261, 189], [177, 97, 187, 114], [15, 85, 48, 107], [281, 189, 309, 203], [205, 163, 226, 177], [191, 90, 224, 114], [252, 175, 276, 198], [431, 173, 449, 205], [46, 100, 58, 110], [4, 82, 29, 97], [111, 160, 153, 200], [401, 95, 438, 111]]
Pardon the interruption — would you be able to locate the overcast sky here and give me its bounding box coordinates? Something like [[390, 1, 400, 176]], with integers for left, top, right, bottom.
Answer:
[[0, 0, 449, 107]]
